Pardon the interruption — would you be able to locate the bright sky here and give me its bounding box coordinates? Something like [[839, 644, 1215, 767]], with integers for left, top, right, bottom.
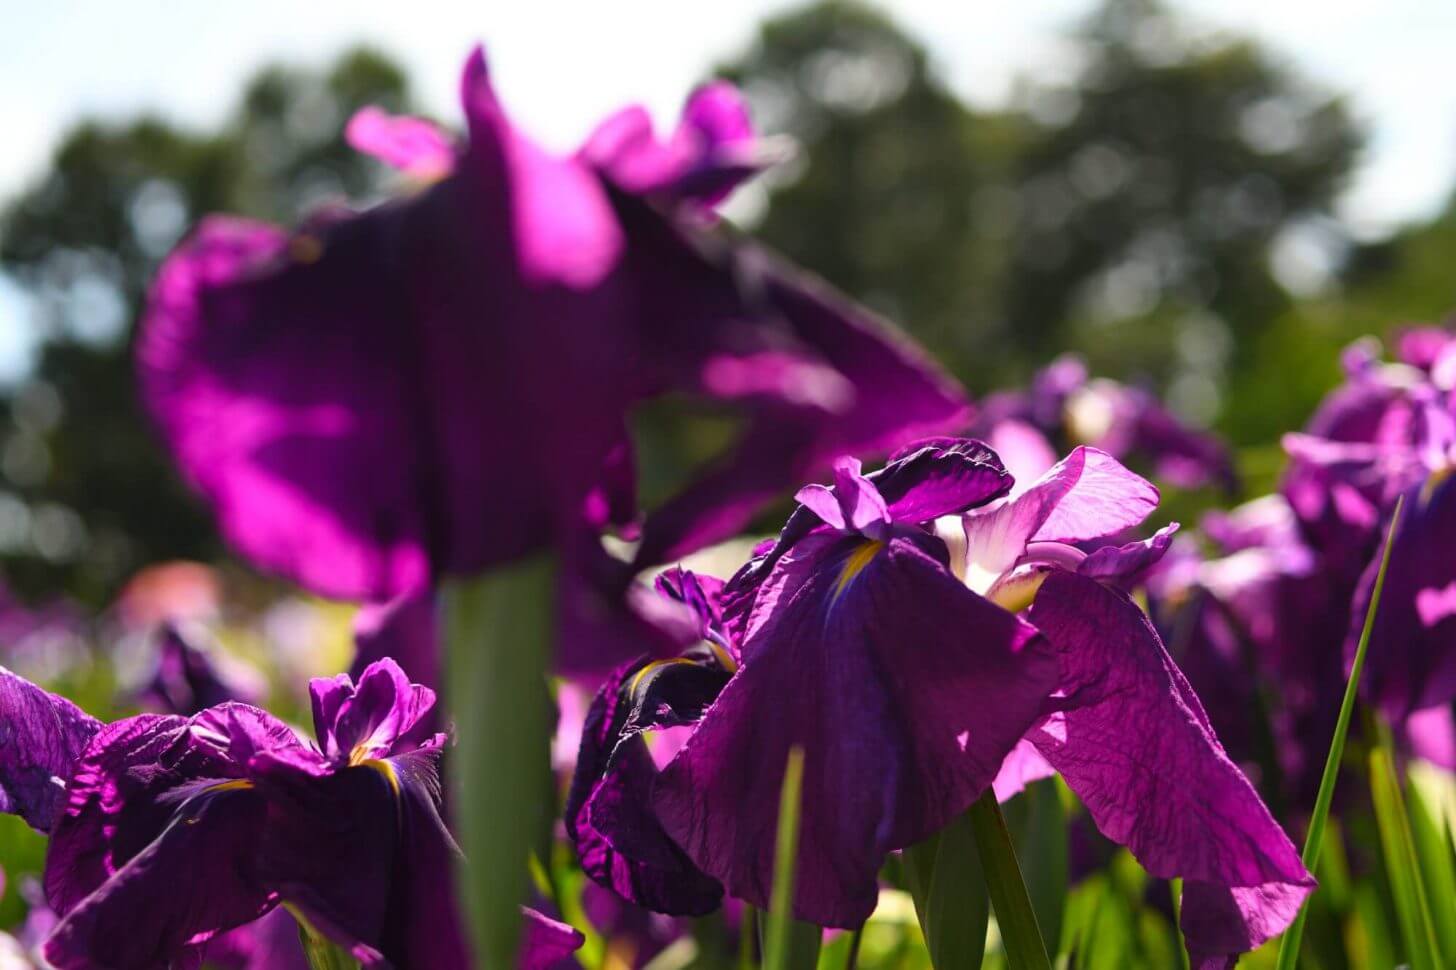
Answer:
[[1, 0, 1454, 378]]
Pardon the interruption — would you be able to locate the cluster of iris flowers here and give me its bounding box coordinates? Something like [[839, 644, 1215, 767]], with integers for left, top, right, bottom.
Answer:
[[0, 43, 1453, 970]]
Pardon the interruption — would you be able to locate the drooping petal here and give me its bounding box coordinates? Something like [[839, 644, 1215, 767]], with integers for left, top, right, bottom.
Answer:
[[43, 785, 274, 970], [254, 749, 470, 969], [0, 666, 101, 832], [138, 211, 437, 600], [1027, 572, 1313, 966], [655, 532, 1056, 927]]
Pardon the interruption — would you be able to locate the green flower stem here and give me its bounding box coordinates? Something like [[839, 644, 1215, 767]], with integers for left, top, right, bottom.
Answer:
[[444, 555, 556, 969]]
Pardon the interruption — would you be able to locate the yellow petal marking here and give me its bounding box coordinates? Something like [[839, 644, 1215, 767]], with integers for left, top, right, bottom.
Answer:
[[628, 657, 697, 696], [833, 540, 884, 601]]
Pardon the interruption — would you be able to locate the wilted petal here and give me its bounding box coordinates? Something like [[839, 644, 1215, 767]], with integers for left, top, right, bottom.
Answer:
[[0, 667, 101, 832], [1027, 572, 1312, 966], [655, 533, 1055, 927]]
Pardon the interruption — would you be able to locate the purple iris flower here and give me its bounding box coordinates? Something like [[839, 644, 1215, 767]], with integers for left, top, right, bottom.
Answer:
[[978, 354, 1235, 491], [135, 623, 268, 715], [137, 45, 969, 606], [1281, 335, 1456, 722], [570, 440, 1309, 969], [935, 448, 1310, 968], [0, 659, 580, 969]]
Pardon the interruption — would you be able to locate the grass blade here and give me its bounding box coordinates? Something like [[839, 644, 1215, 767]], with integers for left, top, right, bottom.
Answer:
[[764, 746, 821, 970], [967, 789, 1052, 970], [904, 810, 990, 969], [1275, 495, 1403, 970], [1407, 768, 1456, 964], [1369, 725, 1441, 970], [443, 557, 556, 968]]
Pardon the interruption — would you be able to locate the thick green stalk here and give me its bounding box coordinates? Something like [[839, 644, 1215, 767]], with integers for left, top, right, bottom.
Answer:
[[444, 556, 556, 969], [1275, 496, 1403, 970], [763, 747, 821, 970], [966, 789, 1052, 970]]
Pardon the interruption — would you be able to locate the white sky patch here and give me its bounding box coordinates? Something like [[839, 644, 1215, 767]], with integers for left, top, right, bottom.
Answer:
[[0, 0, 1453, 388]]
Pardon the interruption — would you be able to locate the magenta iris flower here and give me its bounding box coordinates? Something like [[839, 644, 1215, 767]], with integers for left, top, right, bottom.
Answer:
[[568, 440, 1310, 969], [1282, 334, 1456, 721], [135, 624, 267, 715], [137, 45, 969, 605], [978, 354, 1235, 491], [0, 660, 579, 970]]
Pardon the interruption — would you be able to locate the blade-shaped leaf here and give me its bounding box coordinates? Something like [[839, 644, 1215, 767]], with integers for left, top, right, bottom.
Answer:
[[904, 810, 990, 969], [967, 789, 1051, 970], [1407, 764, 1456, 964], [1002, 778, 1067, 955], [763, 746, 821, 970], [1369, 740, 1441, 970]]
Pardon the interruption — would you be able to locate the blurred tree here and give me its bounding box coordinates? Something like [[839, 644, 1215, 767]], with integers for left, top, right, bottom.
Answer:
[[717, 1, 1023, 389], [0, 49, 412, 605], [1012, 0, 1362, 440], [719, 0, 1364, 443]]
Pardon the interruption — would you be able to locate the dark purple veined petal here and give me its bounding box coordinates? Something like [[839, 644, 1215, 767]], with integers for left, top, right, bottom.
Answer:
[[45, 715, 201, 917], [0, 666, 101, 833], [654, 532, 1055, 927], [43, 784, 274, 970], [255, 747, 470, 969], [1027, 571, 1312, 967], [871, 438, 1011, 523], [565, 659, 725, 916]]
